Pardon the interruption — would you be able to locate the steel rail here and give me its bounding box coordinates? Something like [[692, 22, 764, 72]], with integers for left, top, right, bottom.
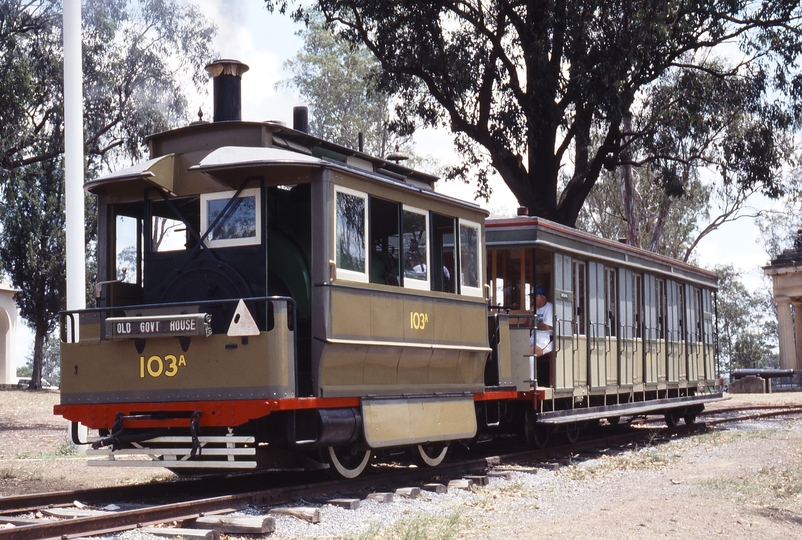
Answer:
[[0, 459, 489, 540], [4, 404, 802, 539]]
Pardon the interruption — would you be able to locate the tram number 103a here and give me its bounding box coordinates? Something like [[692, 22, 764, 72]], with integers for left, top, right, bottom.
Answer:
[[410, 311, 430, 330], [139, 355, 186, 378]]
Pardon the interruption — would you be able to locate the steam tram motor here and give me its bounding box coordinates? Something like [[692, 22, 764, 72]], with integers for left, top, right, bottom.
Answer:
[[55, 60, 722, 477]]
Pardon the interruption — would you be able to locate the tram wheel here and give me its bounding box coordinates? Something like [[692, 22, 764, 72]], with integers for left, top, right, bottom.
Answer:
[[683, 412, 698, 425], [564, 424, 581, 444], [664, 409, 683, 427], [411, 443, 449, 467], [607, 416, 621, 427], [524, 409, 550, 449], [326, 445, 372, 479]]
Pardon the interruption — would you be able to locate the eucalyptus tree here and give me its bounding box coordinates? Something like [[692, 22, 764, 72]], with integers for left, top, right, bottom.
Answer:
[[279, 15, 406, 159], [267, 0, 802, 224], [0, 0, 216, 388]]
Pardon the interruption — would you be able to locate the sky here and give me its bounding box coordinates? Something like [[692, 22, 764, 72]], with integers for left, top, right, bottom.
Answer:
[[13, 0, 779, 366]]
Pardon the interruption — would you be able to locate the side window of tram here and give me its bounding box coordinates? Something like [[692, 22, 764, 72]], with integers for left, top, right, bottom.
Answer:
[[633, 273, 644, 339], [402, 207, 429, 290], [115, 215, 140, 284], [459, 220, 483, 297], [656, 278, 666, 340], [334, 188, 368, 282], [573, 260, 586, 335], [431, 213, 455, 293], [369, 197, 400, 286], [605, 268, 617, 337]]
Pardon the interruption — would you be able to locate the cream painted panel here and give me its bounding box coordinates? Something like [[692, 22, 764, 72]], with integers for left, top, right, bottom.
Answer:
[[362, 396, 477, 448]]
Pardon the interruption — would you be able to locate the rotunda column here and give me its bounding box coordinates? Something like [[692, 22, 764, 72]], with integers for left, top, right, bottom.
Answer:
[[793, 299, 802, 371], [775, 296, 798, 370]]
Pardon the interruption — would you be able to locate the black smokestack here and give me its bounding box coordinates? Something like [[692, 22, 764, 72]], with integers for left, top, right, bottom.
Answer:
[[205, 59, 249, 122], [293, 106, 309, 133]]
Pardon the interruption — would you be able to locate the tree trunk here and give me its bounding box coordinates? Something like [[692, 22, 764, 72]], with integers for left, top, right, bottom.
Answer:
[[30, 328, 46, 390], [620, 115, 638, 246]]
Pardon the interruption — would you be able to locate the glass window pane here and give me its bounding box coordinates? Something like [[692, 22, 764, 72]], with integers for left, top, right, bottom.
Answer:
[[207, 195, 256, 242], [200, 188, 261, 248], [460, 223, 479, 289], [336, 191, 366, 273], [403, 209, 427, 282], [431, 213, 455, 293], [369, 197, 400, 286], [151, 216, 187, 252], [115, 215, 138, 283]]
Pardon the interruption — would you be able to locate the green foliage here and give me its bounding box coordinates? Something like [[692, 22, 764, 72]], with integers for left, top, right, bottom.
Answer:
[[732, 333, 778, 370], [25, 332, 61, 387], [280, 15, 403, 159], [350, 509, 464, 540], [576, 166, 709, 261], [755, 174, 802, 262], [0, 0, 217, 389], [713, 264, 777, 374], [16, 365, 32, 378], [267, 1, 802, 226]]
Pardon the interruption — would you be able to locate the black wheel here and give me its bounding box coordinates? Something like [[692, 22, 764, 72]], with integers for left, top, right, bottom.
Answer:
[[607, 416, 621, 427], [325, 446, 372, 479], [683, 412, 698, 425], [524, 409, 550, 448], [564, 424, 581, 444], [411, 443, 449, 467], [665, 409, 683, 427]]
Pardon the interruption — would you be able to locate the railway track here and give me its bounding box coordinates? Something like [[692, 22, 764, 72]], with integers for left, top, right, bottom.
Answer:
[[3, 402, 801, 539]]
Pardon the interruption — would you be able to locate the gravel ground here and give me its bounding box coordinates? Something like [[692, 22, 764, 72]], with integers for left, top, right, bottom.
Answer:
[[3, 390, 802, 539]]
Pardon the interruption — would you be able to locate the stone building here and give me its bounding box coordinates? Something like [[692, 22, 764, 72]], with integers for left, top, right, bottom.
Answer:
[[763, 229, 802, 371], [0, 283, 19, 385]]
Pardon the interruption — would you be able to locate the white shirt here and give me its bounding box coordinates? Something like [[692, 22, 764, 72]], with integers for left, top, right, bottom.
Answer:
[[531, 301, 554, 353]]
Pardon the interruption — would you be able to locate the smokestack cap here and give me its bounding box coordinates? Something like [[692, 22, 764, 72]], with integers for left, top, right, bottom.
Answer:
[[205, 59, 249, 122], [205, 59, 250, 78]]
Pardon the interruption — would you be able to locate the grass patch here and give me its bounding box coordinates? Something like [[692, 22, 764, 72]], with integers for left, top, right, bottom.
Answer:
[[703, 464, 802, 506], [349, 509, 465, 540], [690, 428, 780, 447], [474, 480, 539, 511], [560, 447, 678, 481], [14, 439, 79, 460], [0, 469, 19, 479], [57, 439, 78, 456]]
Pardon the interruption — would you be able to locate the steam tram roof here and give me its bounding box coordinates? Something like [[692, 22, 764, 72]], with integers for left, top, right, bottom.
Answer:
[[86, 120, 459, 207]]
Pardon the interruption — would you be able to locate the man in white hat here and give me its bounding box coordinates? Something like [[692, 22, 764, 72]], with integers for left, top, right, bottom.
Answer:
[[530, 285, 553, 356]]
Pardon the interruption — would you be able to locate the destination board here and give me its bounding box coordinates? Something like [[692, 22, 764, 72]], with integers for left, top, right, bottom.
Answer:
[[105, 313, 212, 339]]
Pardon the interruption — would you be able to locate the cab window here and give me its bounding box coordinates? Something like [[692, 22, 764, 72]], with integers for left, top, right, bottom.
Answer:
[[201, 187, 261, 248], [115, 214, 140, 283]]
